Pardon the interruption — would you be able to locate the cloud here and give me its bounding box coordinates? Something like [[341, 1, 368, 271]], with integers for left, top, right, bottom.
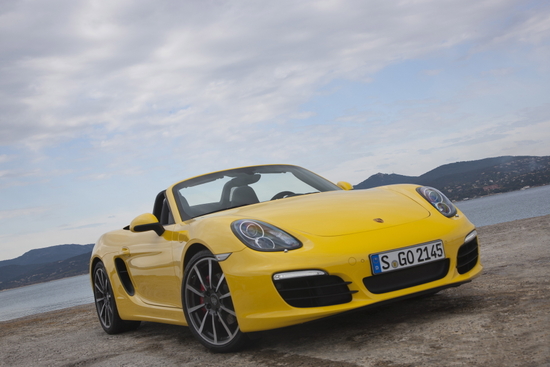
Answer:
[[1, 0, 549, 260], [0, 207, 48, 221], [423, 69, 442, 76], [61, 222, 106, 231], [3, 0, 542, 148], [488, 68, 514, 76]]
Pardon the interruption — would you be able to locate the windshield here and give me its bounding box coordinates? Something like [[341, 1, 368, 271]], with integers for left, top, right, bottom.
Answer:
[[172, 165, 340, 221]]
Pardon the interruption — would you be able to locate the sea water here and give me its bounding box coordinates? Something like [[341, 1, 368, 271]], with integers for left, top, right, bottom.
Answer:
[[455, 185, 550, 227], [0, 274, 93, 322], [1, 185, 549, 322]]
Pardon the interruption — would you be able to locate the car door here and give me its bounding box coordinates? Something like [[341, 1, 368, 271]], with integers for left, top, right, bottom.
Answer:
[[123, 227, 181, 308], [123, 193, 181, 308]]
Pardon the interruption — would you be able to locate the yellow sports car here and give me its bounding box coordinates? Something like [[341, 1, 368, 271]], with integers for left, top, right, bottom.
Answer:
[[90, 164, 481, 352]]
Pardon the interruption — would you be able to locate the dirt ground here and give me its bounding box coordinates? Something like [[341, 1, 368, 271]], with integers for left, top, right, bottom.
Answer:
[[1, 215, 549, 367]]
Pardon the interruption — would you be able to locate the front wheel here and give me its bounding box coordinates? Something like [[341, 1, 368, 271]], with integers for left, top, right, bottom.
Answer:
[[182, 250, 248, 352]]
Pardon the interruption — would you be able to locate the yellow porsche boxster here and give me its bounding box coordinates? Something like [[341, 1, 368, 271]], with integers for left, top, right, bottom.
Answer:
[[90, 164, 481, 352]]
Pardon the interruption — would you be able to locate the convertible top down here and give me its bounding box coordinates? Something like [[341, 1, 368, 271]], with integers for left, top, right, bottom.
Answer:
[[91, 164, 481, 352]]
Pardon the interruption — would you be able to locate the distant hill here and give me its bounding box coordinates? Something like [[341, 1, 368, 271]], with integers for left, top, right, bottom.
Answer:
[[0, 244, 93, 291], [355, 156, 550, 201]]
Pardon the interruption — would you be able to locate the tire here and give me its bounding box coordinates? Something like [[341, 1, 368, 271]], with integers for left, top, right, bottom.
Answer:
[[93, 262, 141, 334], [182, 250, 249, 352]]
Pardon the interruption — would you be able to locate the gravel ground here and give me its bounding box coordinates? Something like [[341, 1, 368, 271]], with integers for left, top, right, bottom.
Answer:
[[1, 215, 549, 367]]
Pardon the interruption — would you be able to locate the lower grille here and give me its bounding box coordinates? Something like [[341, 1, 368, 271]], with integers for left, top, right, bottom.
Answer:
[[363, 259, 450, 294], [274, 275, 356, 308], [457, 237, 479, 274]]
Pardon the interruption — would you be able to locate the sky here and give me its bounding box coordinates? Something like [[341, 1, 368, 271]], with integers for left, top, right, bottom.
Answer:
[[1, 0, 550, 260]]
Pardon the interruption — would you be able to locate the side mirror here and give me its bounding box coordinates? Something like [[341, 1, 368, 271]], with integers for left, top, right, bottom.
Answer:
[[130, 213, 165, 236], [337, 181, 353, 190]]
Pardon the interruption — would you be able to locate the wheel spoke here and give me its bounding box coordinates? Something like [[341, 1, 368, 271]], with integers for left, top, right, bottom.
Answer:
[[105, 306, 111, 326], [215, 273, 225, 293], [188, 303, 206, 313], [217, 313, 233, 337], [186, 284, 205, 297], [219, 291, 231, 300], [198, 310, 209, 333], [220, 305, 236, 316], [99, 299, 109, 326], [97, 273, 105, 289], [211, 314, 217, 343], [193, 265, 208, 290]]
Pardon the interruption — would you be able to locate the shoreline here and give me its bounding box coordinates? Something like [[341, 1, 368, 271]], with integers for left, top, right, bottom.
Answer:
[[454, 183, 549, 202], [0, 274, 93, 323], [0, 272, 90, 293]]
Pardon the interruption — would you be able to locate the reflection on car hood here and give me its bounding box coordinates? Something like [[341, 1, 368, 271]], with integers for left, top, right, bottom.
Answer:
[[231, 188, 431, 237]]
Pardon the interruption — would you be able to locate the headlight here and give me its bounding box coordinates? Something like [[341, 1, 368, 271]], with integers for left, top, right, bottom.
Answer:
[[231, 219, 302, 252], [416, 186, 457, 218]]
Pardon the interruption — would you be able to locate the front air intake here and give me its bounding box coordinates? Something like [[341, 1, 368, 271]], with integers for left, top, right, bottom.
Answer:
[[363, 259, 450, 294], [115, 258, 135, 296], [457, 237, 479, 274], [273, 275, 356, 308]]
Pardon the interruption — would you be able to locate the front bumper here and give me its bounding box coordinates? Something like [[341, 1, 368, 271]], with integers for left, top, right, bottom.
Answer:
[[221, 216, 482, 333]]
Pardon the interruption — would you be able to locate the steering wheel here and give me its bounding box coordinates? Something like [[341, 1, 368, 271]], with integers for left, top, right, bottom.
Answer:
[[271, 191, 296, 200]]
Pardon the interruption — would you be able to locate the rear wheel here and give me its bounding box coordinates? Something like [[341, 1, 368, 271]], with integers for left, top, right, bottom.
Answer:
[[183, 250, 248, 352], [93, 262, 140, 334]]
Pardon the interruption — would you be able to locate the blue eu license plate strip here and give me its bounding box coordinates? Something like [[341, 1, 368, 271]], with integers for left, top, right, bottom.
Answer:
[[370, 240, 445, 275], [371, 255, 383, 274]]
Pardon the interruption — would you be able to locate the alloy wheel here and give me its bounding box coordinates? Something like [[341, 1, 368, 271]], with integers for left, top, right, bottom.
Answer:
[[94, 265, 114, 329], [184, 256, 240, 347]]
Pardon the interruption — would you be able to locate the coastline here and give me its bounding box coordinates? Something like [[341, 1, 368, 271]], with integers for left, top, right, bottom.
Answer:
[[0, 272, 90, 293], [454, 182, 549, 202], [1, 214, 549, 366]]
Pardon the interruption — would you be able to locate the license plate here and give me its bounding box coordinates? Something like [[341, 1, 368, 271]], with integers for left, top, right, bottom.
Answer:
[[370, 241, 445, 275]]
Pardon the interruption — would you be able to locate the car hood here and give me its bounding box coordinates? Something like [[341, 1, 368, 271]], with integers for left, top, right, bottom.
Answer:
[[229, 188, 431, 237]]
